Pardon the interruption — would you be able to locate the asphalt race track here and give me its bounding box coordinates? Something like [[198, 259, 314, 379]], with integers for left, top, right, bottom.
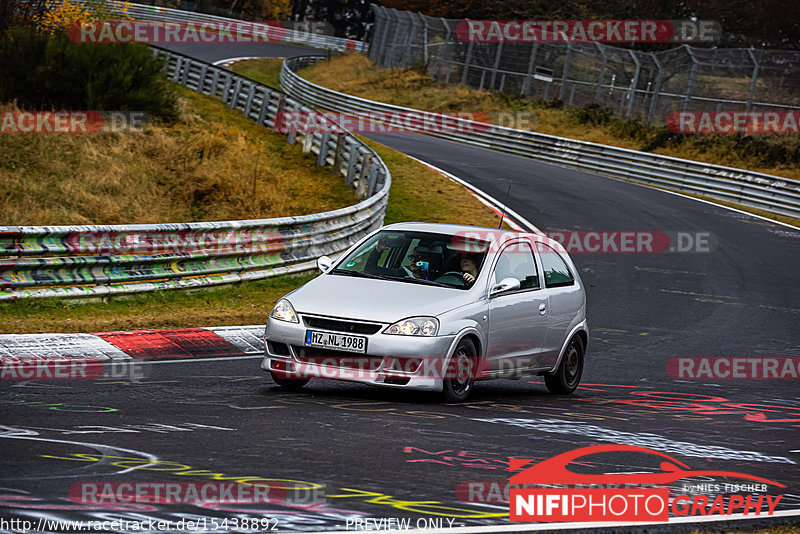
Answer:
[[1, 43, 799, 533]]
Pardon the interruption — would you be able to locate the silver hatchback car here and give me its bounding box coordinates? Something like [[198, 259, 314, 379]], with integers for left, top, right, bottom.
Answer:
[[262, 222, 588, 401]]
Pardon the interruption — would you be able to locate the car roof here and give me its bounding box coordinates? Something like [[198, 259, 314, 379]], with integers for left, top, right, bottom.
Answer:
[[382, 222, 530, 241], [379, 222, 568, 256]]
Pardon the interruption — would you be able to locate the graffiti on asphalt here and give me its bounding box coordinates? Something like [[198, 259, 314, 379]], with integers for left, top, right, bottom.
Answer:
[[473, 419, 794, 464]]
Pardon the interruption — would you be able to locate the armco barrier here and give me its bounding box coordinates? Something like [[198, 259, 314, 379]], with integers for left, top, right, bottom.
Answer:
[[77, 0, 366, 53], [281, 56, 800, 220], [0, 48, 389, 300]]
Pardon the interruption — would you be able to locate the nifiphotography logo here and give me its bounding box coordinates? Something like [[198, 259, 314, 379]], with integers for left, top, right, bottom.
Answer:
[[509, 444, 785, 522]]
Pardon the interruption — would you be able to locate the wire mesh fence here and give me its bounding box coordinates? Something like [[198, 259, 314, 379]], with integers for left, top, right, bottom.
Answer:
[[368, 5, 800, 125]]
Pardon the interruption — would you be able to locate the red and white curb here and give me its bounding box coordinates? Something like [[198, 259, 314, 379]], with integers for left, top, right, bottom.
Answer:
[[0, 325, 264, 362]]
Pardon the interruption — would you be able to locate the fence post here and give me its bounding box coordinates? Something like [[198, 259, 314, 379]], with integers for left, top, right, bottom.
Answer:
[[210, 69, 220, 97], [346, 144, 360, 186], [490, 41, 504, 90], [682, 45, 698, 112], [366, 164, 379, 197], [263, 92, 280, 127], [221, 74, 232, 105], [522, 43, 538, 96], [317, 133, 330, 166], [593, 43, 607, 104], [421, 13, 429, 65], [626, 50, 641, 118], [745, 48, 760, 113], [302, 131, 315, 153], [461, 32, 474, 85], [181, 59, 191, 85], [332, 134, 347, 175], [438, 18, 452, 82], [646, 54, 664, 124], [243, 83, 256, 117], [229, 78, 242, 109], [385, 9, 402, 66], [172, 56, 184, 82], [197, 64, 208, 93], [404, 12, 419, 67], [558, 43, 573, 101], [356, 154, 372, 199], [373, 6, 391, 66]]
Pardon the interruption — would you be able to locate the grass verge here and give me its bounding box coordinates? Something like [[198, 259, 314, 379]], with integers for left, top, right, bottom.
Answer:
[[0, 61, 514, 334], [0, 85, 355, 225]]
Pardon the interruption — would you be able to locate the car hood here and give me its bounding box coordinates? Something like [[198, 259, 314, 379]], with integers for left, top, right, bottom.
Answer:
[[287, 274, 473, 323]]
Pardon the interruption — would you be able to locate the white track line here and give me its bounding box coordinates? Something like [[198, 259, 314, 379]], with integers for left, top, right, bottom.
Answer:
[[407, 155, 542, 234], [309, 509, 800, 534], [212, 56, 279, 66]]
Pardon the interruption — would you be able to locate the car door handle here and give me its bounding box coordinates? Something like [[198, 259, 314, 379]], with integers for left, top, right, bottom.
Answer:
[[539, 303, 546, 315]]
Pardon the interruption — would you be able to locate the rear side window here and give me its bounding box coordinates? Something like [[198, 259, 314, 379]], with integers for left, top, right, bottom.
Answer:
[[538, 243, 575, 288]]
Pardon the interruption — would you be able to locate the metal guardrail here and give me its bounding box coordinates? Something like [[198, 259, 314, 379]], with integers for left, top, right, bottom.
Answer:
[[281, 56, 800, 219], [88, 0, 367, 53], [0, 48, 390, 300]]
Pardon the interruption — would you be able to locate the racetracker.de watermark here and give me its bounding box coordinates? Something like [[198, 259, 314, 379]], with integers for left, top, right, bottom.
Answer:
[[0, 358, 147, 380], [68, 481, 326, 506], [451, 230, 716, 254], [456, 20, 720, 43], [274, 110, 493, 135], [667, 111, 800, 134], [70, 20, 283, 43], [0, 111, 149, 134], [68, 20, 336, 44], [667, 357, 800, 380]]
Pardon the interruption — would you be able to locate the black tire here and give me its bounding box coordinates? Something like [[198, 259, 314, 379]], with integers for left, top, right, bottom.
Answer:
[[442, 338, 478, 402], [544, 335, 584, 394], [270, 370, 310, 389]]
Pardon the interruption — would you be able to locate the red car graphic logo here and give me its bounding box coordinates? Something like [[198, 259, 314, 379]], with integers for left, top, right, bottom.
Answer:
[[509, 444, 785, 487]]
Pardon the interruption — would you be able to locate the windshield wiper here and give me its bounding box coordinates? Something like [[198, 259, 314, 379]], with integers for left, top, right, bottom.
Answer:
[[331, 269, 387, 280], [379, 275, 453, 288]]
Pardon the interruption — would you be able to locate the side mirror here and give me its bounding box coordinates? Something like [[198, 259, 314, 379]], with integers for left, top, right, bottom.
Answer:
[[489, 277, 520, 297], [317, 255, 333, 273]]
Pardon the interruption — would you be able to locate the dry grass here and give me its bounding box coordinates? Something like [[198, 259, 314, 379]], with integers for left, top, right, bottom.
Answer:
[[0, 86, 356, 226], [299, 55, 800, 182], [0, 62, 513, 334]]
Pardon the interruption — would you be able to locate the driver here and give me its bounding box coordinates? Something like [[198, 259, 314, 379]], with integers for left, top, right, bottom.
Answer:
[[402, 248, 427, 279], [365, 239, 426, 279], [459, 253, 479, 287]]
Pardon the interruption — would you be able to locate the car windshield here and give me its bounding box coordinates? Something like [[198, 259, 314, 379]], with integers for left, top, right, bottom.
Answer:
[[334, 230, 488, 289]]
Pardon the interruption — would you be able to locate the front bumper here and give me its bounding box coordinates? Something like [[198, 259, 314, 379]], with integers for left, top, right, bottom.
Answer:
[[262, 315, 456, 391]]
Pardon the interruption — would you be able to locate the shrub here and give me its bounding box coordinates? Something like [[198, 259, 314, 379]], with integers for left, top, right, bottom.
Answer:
[[0, 28, 178, 122]]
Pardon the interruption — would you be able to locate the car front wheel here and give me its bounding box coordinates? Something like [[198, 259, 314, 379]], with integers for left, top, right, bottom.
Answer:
[[442, 338, 478, 402], [544, 335, 584, 394], [270, 370, 310, 389]]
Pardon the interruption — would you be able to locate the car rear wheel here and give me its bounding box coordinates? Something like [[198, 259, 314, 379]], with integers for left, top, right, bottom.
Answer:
[[270, 370, 310, 389], [544, 335, 584, 394], [442, 338, 478, 402]]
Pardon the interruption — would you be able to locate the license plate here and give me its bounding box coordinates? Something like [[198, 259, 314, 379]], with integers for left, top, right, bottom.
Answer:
[[305, 330, 367, 354]]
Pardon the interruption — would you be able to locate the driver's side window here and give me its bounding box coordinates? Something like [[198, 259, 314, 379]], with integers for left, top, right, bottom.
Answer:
[[492, 241, 539, 290]]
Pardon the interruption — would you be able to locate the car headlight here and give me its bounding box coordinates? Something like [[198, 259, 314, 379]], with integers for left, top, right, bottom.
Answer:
[[270, 299, 299, 323], [384, 317, 439, 336]]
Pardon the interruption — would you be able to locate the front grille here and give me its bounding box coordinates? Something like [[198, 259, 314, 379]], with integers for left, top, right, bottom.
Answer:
[[294, 346, 383, 370], [303, 316, 382, 335]]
